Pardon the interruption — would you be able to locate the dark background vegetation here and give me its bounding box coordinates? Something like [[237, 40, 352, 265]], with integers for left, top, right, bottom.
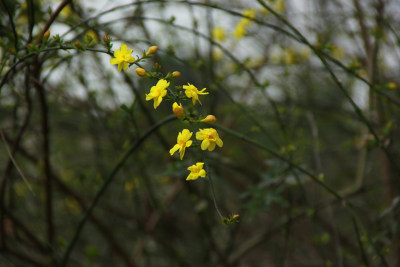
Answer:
[[1, 0, 400, 266]]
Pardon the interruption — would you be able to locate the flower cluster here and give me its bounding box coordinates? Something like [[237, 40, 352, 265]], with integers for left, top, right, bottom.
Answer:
[[108, 40, 235, 223], [108, 42, 223, 180]]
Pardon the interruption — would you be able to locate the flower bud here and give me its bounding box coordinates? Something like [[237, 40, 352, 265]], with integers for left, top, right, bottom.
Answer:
[[135, 68, 147, 77], [74, 41, 81, 48], [146, 46, 158, 56], [103, 35, 110, 42], [201, 115, 216, 124], [172, 102, 184, 118], [172, 71, 181, 78], [43, 30, 51, 39]]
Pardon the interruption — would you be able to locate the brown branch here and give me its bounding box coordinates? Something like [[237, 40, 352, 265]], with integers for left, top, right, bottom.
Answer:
[[32, 66, 54, 255], [36, 0, 72, 45]]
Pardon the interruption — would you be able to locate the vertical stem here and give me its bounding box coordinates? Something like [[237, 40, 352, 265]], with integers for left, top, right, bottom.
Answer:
[[33, 65, 54, 254], [208, 173, 223, 220]]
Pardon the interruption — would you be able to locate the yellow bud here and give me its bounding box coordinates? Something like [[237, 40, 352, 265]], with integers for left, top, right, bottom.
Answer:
[[135, 68, 147, 77], [146, 46, 158, 56], [172, 102, 184, 118], [103, 35, 110, 42], [172, 71, 181, 77], [201, 115, 217, 124], [43, 30, 51, 39], [74, 41, 81, 48]]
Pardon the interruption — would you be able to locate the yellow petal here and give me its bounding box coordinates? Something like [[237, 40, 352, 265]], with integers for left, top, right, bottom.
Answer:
[[110, 58, 119, 64], [196, 130, 205, 140], [179, 148, 186, 160], [216, 138, 223, 147], [169, 144, 180, 155], [208, 142, 216, 151], [120, 44, 128, 52], [186, 140, 192, 147], [145, 94, 153, 100], [201, 139, 210, 150], [199, 169, 206, 177]]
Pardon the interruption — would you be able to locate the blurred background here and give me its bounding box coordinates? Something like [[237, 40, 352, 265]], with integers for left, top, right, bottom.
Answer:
[[1, 0, 400, 266]]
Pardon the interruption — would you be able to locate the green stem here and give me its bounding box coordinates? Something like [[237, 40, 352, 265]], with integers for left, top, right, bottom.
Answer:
[[208, 171, 223, 220]]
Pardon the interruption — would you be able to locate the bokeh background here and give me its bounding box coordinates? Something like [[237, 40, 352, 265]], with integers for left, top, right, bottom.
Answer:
[[1, 0, 400, 266]]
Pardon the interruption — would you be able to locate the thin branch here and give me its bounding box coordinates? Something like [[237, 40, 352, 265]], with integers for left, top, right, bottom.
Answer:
[[1, 0, 19, 53], [0, 128, 33, 193], [36, 0, 72, 45]]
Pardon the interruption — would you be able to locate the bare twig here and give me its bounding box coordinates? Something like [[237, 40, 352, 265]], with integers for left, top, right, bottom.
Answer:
[[0, 128, 33, 193]]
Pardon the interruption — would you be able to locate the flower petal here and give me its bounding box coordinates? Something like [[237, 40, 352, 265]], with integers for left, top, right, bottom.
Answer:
[[216, 138, 223, 147], [208, 142, 216, 151], [201, 139, 210, 150], [169, 144, 180, 155], [110, 58, 119, 64], [179, 148, 186, 160], [120, 44, 128, 52], [199, 169, 206, 177], [186, 140, 192, 147]]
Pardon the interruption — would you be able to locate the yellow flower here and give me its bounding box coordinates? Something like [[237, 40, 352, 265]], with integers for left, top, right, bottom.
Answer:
[[387, 82, 397, 90], [182, 83, 208, 105], [233, 20, 247, 39], [243, 9, 256, 20], [196, 128, 223, 151], [145, 79, 170, 109], [172, 102, 184, 118], [274, 0, 285, 13], [85, 29, 99, 45], [110, 44, 135, 72], [186, 162, 207, 181], [169, 129, 193, 160], [212, 27, 226, 41], [233, 8, 257, 39]]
